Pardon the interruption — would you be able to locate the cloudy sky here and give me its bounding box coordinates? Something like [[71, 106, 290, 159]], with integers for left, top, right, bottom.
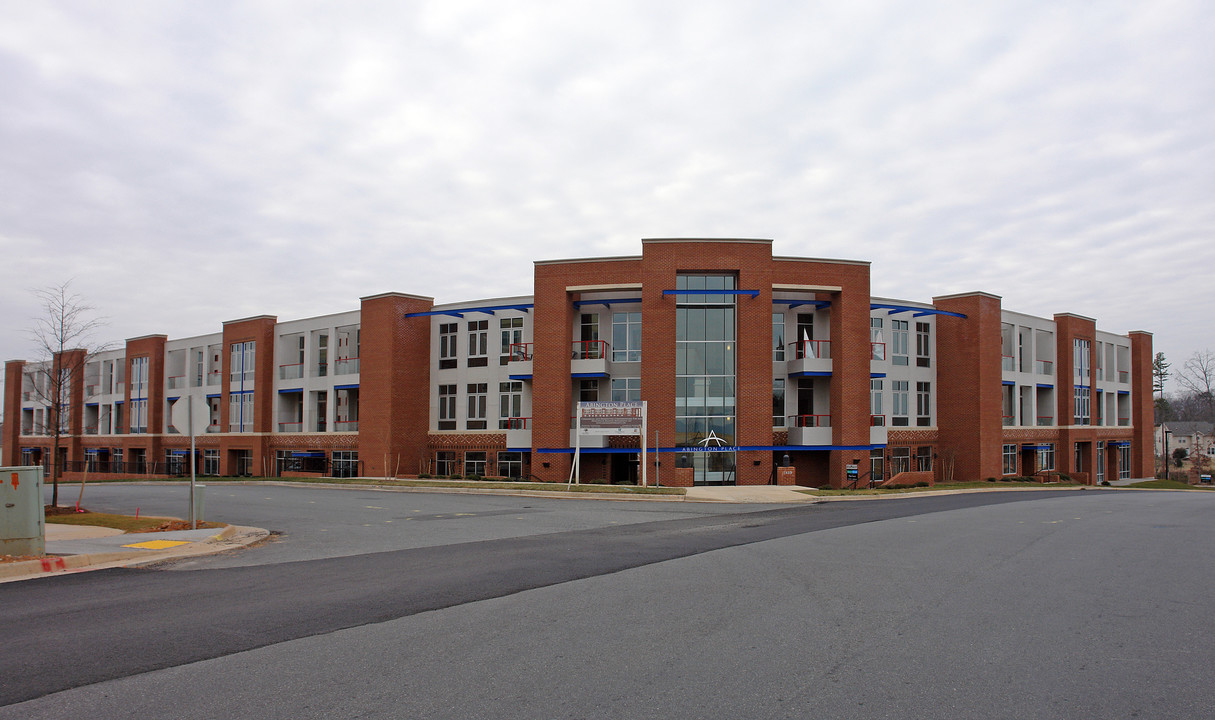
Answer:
[[2, 0, 1212, 399]]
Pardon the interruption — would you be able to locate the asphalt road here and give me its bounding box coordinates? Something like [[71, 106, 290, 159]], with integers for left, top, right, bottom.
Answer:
[[5, 485, 1213, 718]]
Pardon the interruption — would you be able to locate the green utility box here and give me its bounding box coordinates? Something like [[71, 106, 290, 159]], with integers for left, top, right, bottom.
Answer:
[[1, 467, 45, 556]]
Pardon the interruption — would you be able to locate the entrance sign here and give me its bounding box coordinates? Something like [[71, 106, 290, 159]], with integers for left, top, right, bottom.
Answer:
[[571, 401, 647, 486]]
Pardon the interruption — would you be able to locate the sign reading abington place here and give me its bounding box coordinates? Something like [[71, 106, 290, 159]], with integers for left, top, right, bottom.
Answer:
[[578, 401, 644, 434]]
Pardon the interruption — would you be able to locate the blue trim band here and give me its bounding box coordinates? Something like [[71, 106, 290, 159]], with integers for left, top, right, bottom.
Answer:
[[773, 299, 831, 309], [334, 384, 359, 390], [571, 372, 608, 378], [871, 373, 887, 379], [790, 371, 831, 377], [278, 388, 303, 394], [404, 303, 534, 318], [535, 444, 885, 454], [1037, 383, 1054, 389], [1002, 380, 1015, 386], [871, 303, 966, 319], [508, 374, 533, 381]]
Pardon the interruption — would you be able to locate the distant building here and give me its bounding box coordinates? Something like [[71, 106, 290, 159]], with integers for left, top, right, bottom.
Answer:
[[3, 239, 1155, 487], [1156, 421, 1215, 459]]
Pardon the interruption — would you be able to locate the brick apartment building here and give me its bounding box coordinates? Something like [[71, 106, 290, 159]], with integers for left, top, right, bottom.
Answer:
[[3, 239, 1154, 488]]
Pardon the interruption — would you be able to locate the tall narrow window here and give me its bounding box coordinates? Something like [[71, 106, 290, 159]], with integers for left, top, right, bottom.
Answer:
[[579, 314, 600, 359], [467, 320, 488, 367], [871, 379, 884, 426], [870, 317, 886, 361], [916, 381, 932, 426], [466, 383, 487, 429], [892, 381, 909, 426], [916, 446, 932, 472], [892, 447, 911, 475], [438, 385, 456, 430], [675, 274, 736, 485], [891, 320, 909, 366], [500, 317, 524, 357], [439, 323, 457, 370], [772, 378, 785, 427], [773, 313, 785, 361], [498, 381, 523, 429], [916, 322, 931, 367], [1003, 444, 1017, 475], [611, 312, 642, 362], [1074, 338, 1091, 383], [794, 314, 814, 359], [1074, 386, 1091, 425], [579, 379, 599, 402]]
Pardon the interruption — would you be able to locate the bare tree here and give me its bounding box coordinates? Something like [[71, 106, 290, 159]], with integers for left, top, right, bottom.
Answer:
[[1176, 349, 1215, 420], [25, 281, 109, 508]]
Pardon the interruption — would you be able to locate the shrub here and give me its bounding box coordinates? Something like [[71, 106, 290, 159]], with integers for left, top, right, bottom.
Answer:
[[418, 473, 432, 479]]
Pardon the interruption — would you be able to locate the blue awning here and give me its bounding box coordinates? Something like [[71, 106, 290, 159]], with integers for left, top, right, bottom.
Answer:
[[291, 451, 325, 458]]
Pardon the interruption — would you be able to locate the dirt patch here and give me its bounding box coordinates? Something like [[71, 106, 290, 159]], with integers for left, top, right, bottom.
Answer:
[[0, 554, 44, 564], [126, 520, 224, 533]]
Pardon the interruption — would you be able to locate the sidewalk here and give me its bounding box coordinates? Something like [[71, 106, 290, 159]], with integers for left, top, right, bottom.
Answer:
[[0, 522, 270, 584]]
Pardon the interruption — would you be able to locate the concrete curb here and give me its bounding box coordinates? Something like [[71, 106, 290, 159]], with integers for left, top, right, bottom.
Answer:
[[0, 524, 266, 583]]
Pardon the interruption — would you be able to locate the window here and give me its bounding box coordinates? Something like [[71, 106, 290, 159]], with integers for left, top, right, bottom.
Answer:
[[891, 320, 909, 366], [165, 450, 186, 477], [794, 314, 814, 359], [500, 317, 524, 357], [916, 322, 931, 367], [435, 451, 457, 476], [1037, 443, 1056, 472], [466, 383, 487, 430], [316, 334, 328, 377], [229, 341, 255, 383], [675, 274, 737, 485], [1096, 441, 1105, 483], [497, 451, 524, 478], [1074, 386, 1091, 425], [130, 356, 149, 396], [203, 449, 220, 476], [1074, 338, 1090, 382], [464, 451, 487, 477], [498, 381, 523, 429], [892, 447, 911, 475], [1118, 445, 1131, 479], [579, 379, 599, 403], [332, 451, 359, 478], [467, 320, 489, 367], [579, 314, 600, 358], [892, 381, 909, 426], [611, 378, 641, 402], [773, 313, 785, 361], [870, 449, 885, 485], [1003, 444, 1017, 475], [916, 382, 931, 426], [612, 312, 641, 362], [870, 317, 886, 361], [772, 378, 785, 427], [916, 446, 932, 472], [130, 398, 148, 434], [438, 385, 456, 430], [871, 379, 883, 425], [229, 391, 253, 432], [439, 323, 458, 370]]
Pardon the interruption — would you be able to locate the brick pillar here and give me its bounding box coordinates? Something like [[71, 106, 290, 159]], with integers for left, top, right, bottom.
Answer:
[[934, 292, 1004, 481], [359, 293, 434, 478], [3, 360, 24, 466], [827, 267, 872, 489], [218, 319, 275, 476], [1129, 331, 1154, 478]]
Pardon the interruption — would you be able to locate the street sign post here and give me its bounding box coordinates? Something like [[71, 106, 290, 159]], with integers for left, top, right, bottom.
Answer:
[[171, 396, 210, 529], [571, 401, 647, 487]]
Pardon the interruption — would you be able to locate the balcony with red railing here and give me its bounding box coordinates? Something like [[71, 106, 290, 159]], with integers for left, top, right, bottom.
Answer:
[[1037, 416, 1054, 427], [1003, 415, 1015, 426], [167, 375, 185, 390], [86, 383, 100, 396], [207, 371, 222, 386], [280, 363, 303, 380], [787, 341, 832, 376], [870, 414, 886, 427], [334, 357, 360, 375], [278, 421, 303, 432], [1035, 360, 1053, 376], [508, 343, 533, 361], [1118, 371, 1129, 383], [787, 414, 831, 446], [1002, 355, 1015, 372], [506, 417, 531, 447], [870, 414, 888, 443], [571, 340, 610, 375], [1118, 416, 1130, 426], [335, 420, 358, 432], [84, 424, 98, 435]]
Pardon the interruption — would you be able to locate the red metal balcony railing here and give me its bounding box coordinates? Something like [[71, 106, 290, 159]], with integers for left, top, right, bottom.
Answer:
[[793, 340, 831, 360], [508, 342, 533, 361], [1037, 416, 1053, 426], [280, 363, 303, 380], [790, 414, 830, 428], [870, 414, 886, 427], [1035, 360, 1053, 375], [573, 340, 609, 360], [506, 417, 530, 429], [1118, 417, 1130, 426], [1118, 371, 1129, 383], [167, 375, 185, 389], [870, 342, 886, 361], [207, 371, 221, 386], [335, 420, 359, 431], [334, 357, 360, 375], [85, 383, 99, 396], [278, 422, 302, 432], [1002, 355, 1015, 371], [1003, 415, 1015, 426]]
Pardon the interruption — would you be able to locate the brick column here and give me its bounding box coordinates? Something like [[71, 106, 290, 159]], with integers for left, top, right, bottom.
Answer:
[[1129, 331, 1154, 478], [359, 293, 434, 478], [934, 292, 1004, 481], [3, 360, 24, 466]]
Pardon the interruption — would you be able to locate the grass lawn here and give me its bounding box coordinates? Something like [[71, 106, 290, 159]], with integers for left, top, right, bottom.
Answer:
[[798, 479, 1085, 497], [1125, 479, 1215, 490], [74, 476, 687, 496]]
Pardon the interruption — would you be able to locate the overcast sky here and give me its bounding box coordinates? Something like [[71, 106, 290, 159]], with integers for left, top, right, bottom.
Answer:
[[2, 0, 1212, 401]]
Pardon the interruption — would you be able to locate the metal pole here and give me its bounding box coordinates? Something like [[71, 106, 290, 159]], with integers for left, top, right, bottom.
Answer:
[[189, 395, 197, 529]]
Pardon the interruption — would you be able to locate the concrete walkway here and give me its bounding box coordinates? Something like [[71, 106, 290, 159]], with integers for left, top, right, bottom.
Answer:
[[684, 485, 817, 503], [0, 523, 270, 583]]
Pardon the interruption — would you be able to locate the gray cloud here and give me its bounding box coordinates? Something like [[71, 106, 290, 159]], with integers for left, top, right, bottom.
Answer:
[[1, 0, 1211, 399]]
